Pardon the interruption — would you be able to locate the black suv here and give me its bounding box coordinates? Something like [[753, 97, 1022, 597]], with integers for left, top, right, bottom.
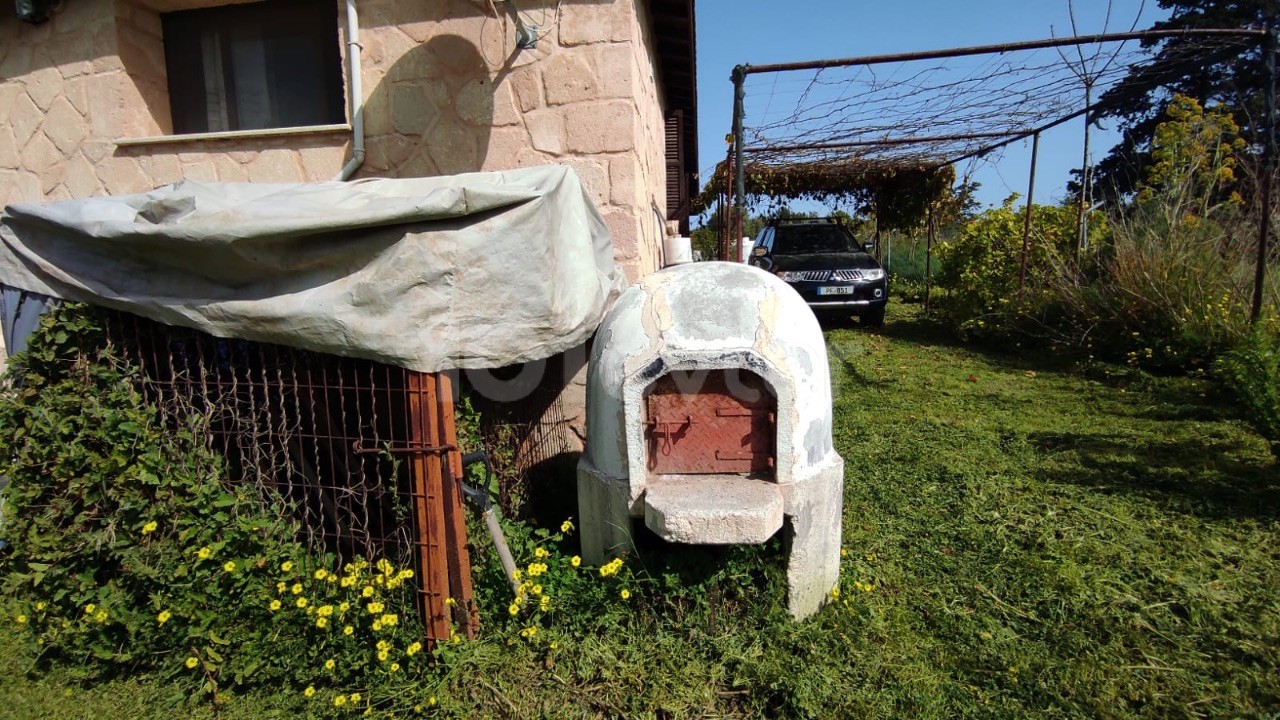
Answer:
[[749, 217, 888, 326]]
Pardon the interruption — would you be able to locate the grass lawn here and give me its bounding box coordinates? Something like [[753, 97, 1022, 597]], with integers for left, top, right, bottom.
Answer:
[[2, 302, 1277, 718]]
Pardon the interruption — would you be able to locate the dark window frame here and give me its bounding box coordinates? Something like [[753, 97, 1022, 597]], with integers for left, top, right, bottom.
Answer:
[[161, 0, 346, 135]]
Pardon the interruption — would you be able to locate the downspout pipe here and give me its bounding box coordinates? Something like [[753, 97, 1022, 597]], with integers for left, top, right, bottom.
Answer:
[[335, 0, 365, 180]]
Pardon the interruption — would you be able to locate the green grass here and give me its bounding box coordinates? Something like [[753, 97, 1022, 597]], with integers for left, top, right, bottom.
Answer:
[[3, 303, 1278, 718]]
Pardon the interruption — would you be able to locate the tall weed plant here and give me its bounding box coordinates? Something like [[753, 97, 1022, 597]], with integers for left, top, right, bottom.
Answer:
[[1050, 96, 1271, 369]]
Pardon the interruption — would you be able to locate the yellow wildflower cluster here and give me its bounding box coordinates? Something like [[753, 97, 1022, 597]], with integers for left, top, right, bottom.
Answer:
[[525, 562, 549, 578], [853, 580, 874, 593], [141, 520, 158, 535], [598, 558, 624, 578]]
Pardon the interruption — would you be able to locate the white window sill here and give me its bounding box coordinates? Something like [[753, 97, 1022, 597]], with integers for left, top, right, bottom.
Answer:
[[115, 124, 351, 148]]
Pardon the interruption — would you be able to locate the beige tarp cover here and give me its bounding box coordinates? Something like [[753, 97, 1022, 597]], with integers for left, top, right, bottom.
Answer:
[[0, 165, 622, 372]]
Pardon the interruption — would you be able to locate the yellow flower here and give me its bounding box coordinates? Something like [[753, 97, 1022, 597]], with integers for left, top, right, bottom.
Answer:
[[406, 641, 422, 656], [141, 521, 158, 535], [534, 547, 550, 559], [340, 576, 356, 588], [429, 696, 437, 706], [325, 658, 336, 670], [316, 617, 329, 629], [94, 610, 108, 624], [445, 597, 457, 607], [291, 583, 303, 595], [35, 602, 45, 611], [343, 625, 354, 636], [376, 558, 394, 574], [15, 614, 27, 625], [829, 587, 841, 600], [361, 586, 374, 598], [620, 588, 631, 600], [185, 656, 199, 669], [277, 581, 286, 593], [296, 598, 308, 609], [304, 686, 316, 698], [349, 693, 361, 704], [333, 695, 346, 707], [560, 520, 574, 533], [531, 584, 542, 596], [84, 603, 96, 615], [390, 662, 400, 672], [223, 561, 236, 573], [512, 568, 523, 581], [366, 602, 384, 614], [380, 614, 397, 627], [157, 610, 172, 625], [376, 639, 391, 651], [196, 547, 212, 560], [338, 602, 350, 612], [371, 620, 383, 631], [314, 569, 328, 581], [280, 561, 294, 573], [539, 596, 550, 612], [570, 556, 581, 568], [519, 626, 538, 638], [269, 600, 282, 612], [377, 650, 389, 662], [397, 569, 414, 580], [508, 603, 519, 616], [317, 605, 334, 617]]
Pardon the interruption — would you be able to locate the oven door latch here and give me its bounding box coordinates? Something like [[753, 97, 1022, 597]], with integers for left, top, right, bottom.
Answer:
[[646, 415, 694, 456]]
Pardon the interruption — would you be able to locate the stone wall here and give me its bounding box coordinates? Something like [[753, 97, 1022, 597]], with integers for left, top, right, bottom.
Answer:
[[0, 0, 673, 281]]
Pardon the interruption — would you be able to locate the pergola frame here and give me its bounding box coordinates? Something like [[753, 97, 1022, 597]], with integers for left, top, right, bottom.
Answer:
[[722, 27, 1276, 321]]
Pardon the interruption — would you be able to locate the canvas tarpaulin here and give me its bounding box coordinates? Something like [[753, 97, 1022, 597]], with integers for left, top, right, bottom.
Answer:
[[0, 165, 623, 372]]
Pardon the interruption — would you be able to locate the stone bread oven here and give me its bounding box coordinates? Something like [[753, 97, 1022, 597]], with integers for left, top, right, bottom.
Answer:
[[577, 262, 844, 618]]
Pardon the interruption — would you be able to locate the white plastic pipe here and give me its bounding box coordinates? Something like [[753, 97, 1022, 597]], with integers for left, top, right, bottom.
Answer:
[[334, 0, 365, 180]]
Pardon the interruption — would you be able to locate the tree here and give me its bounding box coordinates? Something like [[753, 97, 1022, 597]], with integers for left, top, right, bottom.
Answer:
[[1086, 0, 1275, 202]]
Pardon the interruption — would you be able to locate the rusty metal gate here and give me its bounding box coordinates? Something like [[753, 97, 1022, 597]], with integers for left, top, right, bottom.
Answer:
[[100, 310, 478, 643], [644, 370, 775, 475]]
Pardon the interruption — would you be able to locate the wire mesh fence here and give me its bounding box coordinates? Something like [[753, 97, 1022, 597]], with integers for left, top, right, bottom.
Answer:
[[99, 309, 478, 642]]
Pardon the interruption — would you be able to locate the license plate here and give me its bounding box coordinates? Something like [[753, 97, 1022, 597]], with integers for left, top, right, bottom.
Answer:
[[817, 286, 854, 296]]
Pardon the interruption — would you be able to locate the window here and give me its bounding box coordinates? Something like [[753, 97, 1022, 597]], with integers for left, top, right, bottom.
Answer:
[[162, 0, 346, 134]]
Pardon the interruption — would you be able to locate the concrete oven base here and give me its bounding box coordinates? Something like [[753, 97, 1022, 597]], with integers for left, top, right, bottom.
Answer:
[[577, 453, 844, 620]]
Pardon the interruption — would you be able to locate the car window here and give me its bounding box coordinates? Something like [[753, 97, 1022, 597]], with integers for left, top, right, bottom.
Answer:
[[771, 225, 858, 255]]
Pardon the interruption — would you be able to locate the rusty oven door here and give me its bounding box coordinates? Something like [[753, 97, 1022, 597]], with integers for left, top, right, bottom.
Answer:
[[645, 370, 774, 475]]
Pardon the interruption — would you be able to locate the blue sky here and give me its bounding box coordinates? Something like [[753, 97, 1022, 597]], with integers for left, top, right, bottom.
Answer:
[[693, 0, 1168, 214]]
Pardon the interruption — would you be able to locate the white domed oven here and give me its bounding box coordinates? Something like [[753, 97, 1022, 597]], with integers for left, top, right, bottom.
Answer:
[[577, 262, 844, 618]]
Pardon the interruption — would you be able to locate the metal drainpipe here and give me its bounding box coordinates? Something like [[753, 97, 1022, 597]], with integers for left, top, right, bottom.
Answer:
[[334, 0, 365, 180]]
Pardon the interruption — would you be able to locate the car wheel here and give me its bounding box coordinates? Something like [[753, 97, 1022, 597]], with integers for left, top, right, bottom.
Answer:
[[862, 306, 886, 327]]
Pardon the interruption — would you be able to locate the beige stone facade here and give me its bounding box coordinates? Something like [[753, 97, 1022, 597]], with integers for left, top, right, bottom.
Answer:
[[0, 0, 695, 282]]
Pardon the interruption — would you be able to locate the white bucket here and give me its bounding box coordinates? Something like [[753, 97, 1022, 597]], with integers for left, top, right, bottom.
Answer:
[[664, 235, 693, 266]]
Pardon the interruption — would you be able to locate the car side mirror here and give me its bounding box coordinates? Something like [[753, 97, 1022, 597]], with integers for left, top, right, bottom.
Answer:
[[750, 256, 773, 271], [863, 243, 875, 253]]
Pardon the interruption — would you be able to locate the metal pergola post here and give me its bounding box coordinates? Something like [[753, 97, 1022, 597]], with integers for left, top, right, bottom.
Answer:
[[732, 65, 748, 262], [1253, 24, 1277, 324], [1020, 132, 1041, 293]]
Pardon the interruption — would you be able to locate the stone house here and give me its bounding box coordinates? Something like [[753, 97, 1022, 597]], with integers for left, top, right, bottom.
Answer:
[[0, 0, 697, 282], [0, 0, 698, 482]]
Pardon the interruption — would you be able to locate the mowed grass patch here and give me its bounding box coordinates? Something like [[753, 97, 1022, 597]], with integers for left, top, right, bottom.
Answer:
[[1, 302, 1277, 719]]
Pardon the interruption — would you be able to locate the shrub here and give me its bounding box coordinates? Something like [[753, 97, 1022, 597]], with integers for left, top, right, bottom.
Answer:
[[933, 195, 1107, 340], [1215, 325, 1280, 457]]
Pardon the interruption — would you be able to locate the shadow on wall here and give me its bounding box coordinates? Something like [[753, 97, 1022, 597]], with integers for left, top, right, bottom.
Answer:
[[362, 33, 502, 178]]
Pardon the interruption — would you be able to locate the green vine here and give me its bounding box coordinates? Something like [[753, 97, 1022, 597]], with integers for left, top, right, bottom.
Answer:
[[695, 157, 955, 232]]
